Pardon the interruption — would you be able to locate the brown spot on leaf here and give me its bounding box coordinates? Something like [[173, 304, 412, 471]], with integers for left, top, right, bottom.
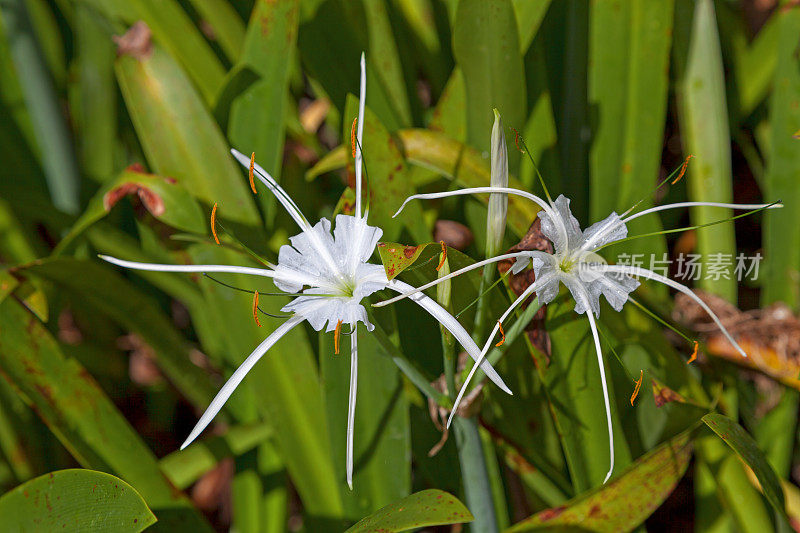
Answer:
[[103, 183, 165, 217], [113, 21, 152, 59], [403, 246, 419, 258], [538, 505, 566, 521]]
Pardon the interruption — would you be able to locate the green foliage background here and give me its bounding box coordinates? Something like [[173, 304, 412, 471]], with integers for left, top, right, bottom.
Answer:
[[0, 0, 799, 531]]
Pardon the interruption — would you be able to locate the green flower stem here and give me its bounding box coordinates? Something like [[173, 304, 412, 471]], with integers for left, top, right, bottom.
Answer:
[[368, 315, 450, 408], [454, 416, 499, 533], [436, 256, 458, 399]]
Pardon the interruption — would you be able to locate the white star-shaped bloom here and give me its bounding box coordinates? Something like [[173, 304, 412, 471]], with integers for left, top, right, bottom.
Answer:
[[379, 182, 781, 483], [100, 54, 510, 489]]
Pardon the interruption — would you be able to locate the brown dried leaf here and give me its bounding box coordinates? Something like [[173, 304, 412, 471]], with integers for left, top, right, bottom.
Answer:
[[496, 218, 553, 359]]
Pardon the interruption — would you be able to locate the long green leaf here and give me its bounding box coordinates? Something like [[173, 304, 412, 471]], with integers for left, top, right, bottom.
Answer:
[[703, 413, 787, 520], [506, 427, 693, 532], [115, 43, 260, 226], [453, 0, 526, 172], [228, 0, 300, 224], [3, 0, 79, 213], [588, 0, 673, 265], [80, 0, 226, 104], [0, 469, 156, 532], [0, 297, 212, 530], [674, 0, 736, 301], [762, 5, 800, 308], [20, 258, 219, 413], [345, 489, 473, 532]]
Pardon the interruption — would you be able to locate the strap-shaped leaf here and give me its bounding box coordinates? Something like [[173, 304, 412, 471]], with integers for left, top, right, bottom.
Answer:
[[0, 469, 156, 532], [346, 489, 473, 532]]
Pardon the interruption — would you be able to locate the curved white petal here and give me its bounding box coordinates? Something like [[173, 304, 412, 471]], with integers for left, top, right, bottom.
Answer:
[[446, 281, 540, 428], [180, 315, 305, 449], [346, 330, 358, 489], [373, 252, 529, 307], [355, 52, 366, 220], [231, 149, 309, 230], [100, 255, 275, 278], [387, 279, 512, 395], [622, 201, 781, 224], [601, 264, 747, 358], [579, 286, 615, 485], [393, 187, 569, 257]]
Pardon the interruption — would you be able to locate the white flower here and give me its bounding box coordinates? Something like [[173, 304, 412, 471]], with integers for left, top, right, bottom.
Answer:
[[99, 54, 510, 490], [379, 184, 781, 484]]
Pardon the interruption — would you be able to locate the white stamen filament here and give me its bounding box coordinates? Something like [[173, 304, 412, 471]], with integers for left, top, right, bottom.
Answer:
[[622, 201, 781, 224], [373, 252, 530, 308]]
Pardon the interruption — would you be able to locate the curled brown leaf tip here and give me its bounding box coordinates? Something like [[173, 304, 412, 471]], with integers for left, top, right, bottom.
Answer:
[[103, 183, 165, 217]]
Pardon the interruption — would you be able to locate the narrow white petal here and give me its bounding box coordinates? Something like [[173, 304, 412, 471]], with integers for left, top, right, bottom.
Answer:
[[393, 187, 553, 219], [601, 264, 748, 358], [373, 252, 530, 307], [446, 282, 540, 428], [100, 255, 275, 278], [231, 149, 309, 230], [180, 316, 304, 449], [346, 329, 358, 490], [582, 292, 615, 485], [623, 201, 781, 224], [355, 52, 366, 220], [388, 279, 512, 394]]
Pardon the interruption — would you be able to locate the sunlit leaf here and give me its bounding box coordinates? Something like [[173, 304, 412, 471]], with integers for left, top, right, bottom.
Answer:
[[506, 428, 694, 532], [0, 469, 156, 532], [345, 489, 473, 532]]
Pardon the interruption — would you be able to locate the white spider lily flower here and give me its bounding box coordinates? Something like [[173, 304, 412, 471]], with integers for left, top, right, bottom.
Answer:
[[381, 185, 781, 484], [99, 54, 510, 490]]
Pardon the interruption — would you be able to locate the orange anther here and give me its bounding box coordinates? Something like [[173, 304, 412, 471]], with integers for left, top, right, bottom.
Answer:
[[211, 202, 220, 244], [334, 319, 343, 354], [511, 127, 524, 153], [672, 154, 694, 184], [495, 321, 505, 347], [687, 341, 698, 364], [351, 118, 358, 159], [249, 152, 257, 194], [630, 370, 643, 406], [252, 291, 261, 327], [436, 241, 447, 272]]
